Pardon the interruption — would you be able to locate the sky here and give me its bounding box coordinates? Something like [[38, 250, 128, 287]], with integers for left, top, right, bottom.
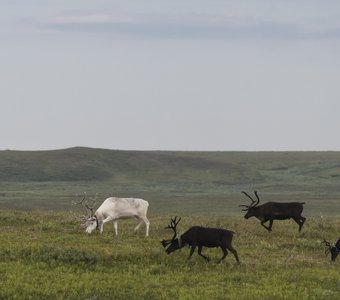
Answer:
[[1, 0, 340, 151]]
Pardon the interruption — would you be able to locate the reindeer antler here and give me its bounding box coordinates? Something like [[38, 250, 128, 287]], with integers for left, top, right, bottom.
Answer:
[[166, 216, 181, 240], [161, 216, 181, 248], [322, 239, 332, 255], [72, 193, 98, 219], [322, 238, 340, 262], [239, 191, 260, 210], [254, 191, 260, 207]]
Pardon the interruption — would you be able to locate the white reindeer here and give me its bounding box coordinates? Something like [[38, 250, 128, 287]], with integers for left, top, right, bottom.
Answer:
[[78, 196, 150, 236]]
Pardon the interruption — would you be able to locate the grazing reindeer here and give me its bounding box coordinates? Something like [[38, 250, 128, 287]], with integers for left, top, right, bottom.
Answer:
[[161, 216, 239, 263], [322, 239, 340, 262], [76, 196, 150, 236], [240, 191, 306, 232]]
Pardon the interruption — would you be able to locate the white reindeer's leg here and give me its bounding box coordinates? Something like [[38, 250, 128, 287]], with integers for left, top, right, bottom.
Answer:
[[141, 216, 150, 237], [113, 221, 118, 236], [99, 221, 104, 234], [134, 220, 143, 233], [101, 216, 117, 235], [102, 216, 114, 224]]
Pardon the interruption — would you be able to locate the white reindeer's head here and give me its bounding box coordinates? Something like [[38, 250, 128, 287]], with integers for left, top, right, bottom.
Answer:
[[73, 194, 98, 235], [80, 216, 98, 234]]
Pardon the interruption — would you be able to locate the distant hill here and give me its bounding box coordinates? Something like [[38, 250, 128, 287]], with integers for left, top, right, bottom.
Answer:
[[1, 147, 340, 213], [0, 147, 340, 185], [0, 147, 263, 183]]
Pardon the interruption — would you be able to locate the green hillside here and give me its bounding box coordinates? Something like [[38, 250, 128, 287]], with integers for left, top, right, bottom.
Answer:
[[0, 147, 340, 214], [0, 147, 262, 183]]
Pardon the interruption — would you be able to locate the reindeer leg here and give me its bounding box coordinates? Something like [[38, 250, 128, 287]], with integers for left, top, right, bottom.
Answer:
[[292, 217, 304, 232], [227, 245, 240, 263], [134, 219, 143, 233], [268, 219, 273, 231], [113, 221, 118, 236], [101, 216, 117, 235], [299, 216, 306, 231], [188, 245, 196, 259], [260, 219, 272, 231], [217, 246, 228, 263], [292, 217, 300, 229], [99, 221, 104, 234], [141, 216, 150, 237], [197, 245, 210, 262], [102, 216, 114, 224], [135, 216, 150, 236]]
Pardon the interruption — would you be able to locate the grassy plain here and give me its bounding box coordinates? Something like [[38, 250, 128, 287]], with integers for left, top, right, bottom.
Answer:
[[0, 211, 340, 299], [1, 148, 340, 299]]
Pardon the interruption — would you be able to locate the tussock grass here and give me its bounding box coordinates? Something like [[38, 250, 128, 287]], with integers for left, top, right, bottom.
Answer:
[[0, 211, 339, 299]]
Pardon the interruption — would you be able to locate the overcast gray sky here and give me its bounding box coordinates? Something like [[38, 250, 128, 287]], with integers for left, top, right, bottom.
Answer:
[[1, 0, 340, 151]]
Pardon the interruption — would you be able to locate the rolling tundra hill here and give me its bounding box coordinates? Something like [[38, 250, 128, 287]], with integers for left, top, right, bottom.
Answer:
[[0, 147, 339, 214], [0, 147, 262, 183]]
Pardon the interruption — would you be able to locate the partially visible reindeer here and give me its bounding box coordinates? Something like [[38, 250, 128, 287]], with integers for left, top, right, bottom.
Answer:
[[240, 191, 306, 232], [75, 195, 150, 236], [161, 216, 239, 263], [322, 239, 340, 262]]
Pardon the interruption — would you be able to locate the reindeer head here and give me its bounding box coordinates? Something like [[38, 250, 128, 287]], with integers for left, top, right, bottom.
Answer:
[[322, 239, 340, 262], [81, 216, 98, 234], [239, 191, 260, 219], [73, 194, 99, 234], [161, 216, 183, 255]]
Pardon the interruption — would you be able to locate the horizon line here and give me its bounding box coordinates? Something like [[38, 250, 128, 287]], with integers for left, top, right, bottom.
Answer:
[[1, 146, 340, 153]]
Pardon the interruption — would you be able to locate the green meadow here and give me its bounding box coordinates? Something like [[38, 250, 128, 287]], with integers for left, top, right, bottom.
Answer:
[[0, 148, 340, 299], [0, 212, 339, 299]]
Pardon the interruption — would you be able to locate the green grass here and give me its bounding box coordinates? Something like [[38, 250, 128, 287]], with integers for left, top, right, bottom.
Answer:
[[0, 211, 340, 299], [1, 179, 340, 216], [1, 148, 340, 298]]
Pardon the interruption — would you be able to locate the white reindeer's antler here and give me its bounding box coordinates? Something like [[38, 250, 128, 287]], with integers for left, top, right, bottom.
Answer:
[[72, 192, 99, 220]]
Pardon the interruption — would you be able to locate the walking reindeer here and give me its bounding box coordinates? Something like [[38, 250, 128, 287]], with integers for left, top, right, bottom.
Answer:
[[161, 216, 239, 263], [322, 239, 340, 262], [240, 191, 306, 232]]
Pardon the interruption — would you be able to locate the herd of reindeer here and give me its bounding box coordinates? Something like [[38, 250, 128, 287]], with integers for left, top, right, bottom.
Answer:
[[76, 191, 340, 263]]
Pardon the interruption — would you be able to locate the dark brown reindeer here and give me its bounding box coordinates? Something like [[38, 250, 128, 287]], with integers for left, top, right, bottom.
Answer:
[[161, 216, 239, 263], [240, 191, 306, 232], [322, 239, 340, 262]]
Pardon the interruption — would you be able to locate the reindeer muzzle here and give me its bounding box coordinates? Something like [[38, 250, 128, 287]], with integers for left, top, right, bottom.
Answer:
[[161, 239, 171, 248], [80, 222, 88, 229]]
